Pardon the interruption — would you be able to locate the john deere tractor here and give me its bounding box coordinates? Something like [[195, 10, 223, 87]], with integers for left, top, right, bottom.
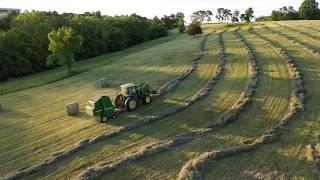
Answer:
[[114, 83, 157, 111]]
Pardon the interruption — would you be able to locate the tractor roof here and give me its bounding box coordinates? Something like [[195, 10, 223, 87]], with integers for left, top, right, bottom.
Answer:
[[120, 83, 136, 88]]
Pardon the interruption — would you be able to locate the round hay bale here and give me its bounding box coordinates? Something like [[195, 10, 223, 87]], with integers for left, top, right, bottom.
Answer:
[[98, 78, 109, 88], [65, 102, 79, 116]]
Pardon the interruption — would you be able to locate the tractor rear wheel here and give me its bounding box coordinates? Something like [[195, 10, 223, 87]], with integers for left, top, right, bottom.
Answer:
[[125, 97, 137, 111], [143, 95, 152, 104], [114, 94, 125, 108]]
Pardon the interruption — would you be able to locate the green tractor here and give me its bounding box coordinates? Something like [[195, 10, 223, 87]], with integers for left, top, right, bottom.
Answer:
[[114, 83, 157, 111]]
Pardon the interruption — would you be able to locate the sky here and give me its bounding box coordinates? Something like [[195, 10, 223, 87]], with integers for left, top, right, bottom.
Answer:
[[0, 0, 303, 21]]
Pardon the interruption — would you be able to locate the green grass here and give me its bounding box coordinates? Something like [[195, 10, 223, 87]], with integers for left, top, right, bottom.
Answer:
[[0, 32, 180, 95], [23, 32, 221, 179], [99, 27, 292, 179], [0, 13, 8, 19], [0, 32, 201, 175], [266, 23, 320, 53], [1, 20, 320, 179], [201, 23, 320, 179], [34, 29, 250, 179]]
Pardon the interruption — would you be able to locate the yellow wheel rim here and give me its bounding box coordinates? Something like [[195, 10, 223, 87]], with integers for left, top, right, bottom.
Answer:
[[146, 96, 151, 103], [129, 100, 137, 109]]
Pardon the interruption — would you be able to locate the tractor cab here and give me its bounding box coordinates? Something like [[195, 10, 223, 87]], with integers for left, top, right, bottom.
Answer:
[[120, 83, 136, 97], [115, 83, 156, 111]]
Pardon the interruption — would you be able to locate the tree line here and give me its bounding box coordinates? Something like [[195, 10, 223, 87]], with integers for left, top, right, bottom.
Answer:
[[0, 11, 185, 81], [186, 7, 254, 36], [256, 0, 320, 21], [190, 7, 254, 24]]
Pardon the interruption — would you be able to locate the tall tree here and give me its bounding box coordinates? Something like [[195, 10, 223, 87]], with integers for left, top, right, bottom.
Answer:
[[161, 14, 178, 29], [47, 26, 82, 72], [271, 6, 299, 21], [240, 14, 245, 22], [240, 7, 254, 22], [191, 10, 213, 23], [0, 10, 169, 81], [0, 11, 19, 31], [299, 0, 320, 20], [231, 9, 240, 23], [216, 8, 232, 22], [216, 8, 224, 22], [177, 18, 186, 33], [176, 12, 185, 20], [205, 10, 213, 22], [149, 16, 168, 39], [222, 9, 232, 22]]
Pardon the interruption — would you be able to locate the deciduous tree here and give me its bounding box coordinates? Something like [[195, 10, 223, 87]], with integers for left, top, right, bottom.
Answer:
[[187, 22, 202, 36], [191, 10, 213, 23], [231, 9, 240, 23], [240, 7, 254, 22], [47, 26, 82, 72], [299, 0, 320, 19]]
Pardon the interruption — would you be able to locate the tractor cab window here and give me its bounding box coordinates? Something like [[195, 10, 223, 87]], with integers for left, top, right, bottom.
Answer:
[[131, 87, 136, 94]]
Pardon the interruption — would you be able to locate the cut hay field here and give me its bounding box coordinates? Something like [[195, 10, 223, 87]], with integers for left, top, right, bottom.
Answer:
[[0, 20, 320, 179], [0, 13, 8, 19]]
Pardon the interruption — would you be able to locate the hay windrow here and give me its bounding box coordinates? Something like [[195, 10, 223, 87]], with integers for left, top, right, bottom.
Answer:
[[154, 33, 211, 97], [77, 29, 260, 179], [275, 23, 320, 42], [177, 29, 260, 180], [77, 129, 216, 179], [74, 30, 227, 179], [249, 27, 305, 114], [302, 25, 320, 33], [264, 26, 320, 59], [78, 135, 193, 180], [4, 32, 226, 180], [204, 29, 259, 130], [176, 28, 305, 180], [74, 31, 228, 179], [308, 136, 320, 178]]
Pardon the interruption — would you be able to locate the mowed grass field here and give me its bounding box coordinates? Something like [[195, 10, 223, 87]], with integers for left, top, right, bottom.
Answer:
[[0, 20, 320, 179]]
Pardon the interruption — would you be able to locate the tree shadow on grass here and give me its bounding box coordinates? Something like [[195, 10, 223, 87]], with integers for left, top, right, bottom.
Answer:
[[0, 108, 31, 120], [269, 27, 320, 52]]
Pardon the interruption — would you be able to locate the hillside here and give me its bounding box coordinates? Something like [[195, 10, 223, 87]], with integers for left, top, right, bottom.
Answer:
[[1, 20, 320, 179], [0, 13, 8, 19]]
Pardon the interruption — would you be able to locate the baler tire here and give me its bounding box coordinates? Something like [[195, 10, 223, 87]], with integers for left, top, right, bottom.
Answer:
[[100, 115, 108, 123]]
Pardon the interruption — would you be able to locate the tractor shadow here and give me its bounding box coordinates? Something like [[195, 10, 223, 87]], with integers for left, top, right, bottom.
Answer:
[[106, 100, 180, 126], [72, 112, 95, 121]]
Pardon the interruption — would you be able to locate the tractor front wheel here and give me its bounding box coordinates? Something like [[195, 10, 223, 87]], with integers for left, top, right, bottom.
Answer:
[[100, 115, 108, 123], [125, 97, 137, 111], [143, 95, 152, 104]]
